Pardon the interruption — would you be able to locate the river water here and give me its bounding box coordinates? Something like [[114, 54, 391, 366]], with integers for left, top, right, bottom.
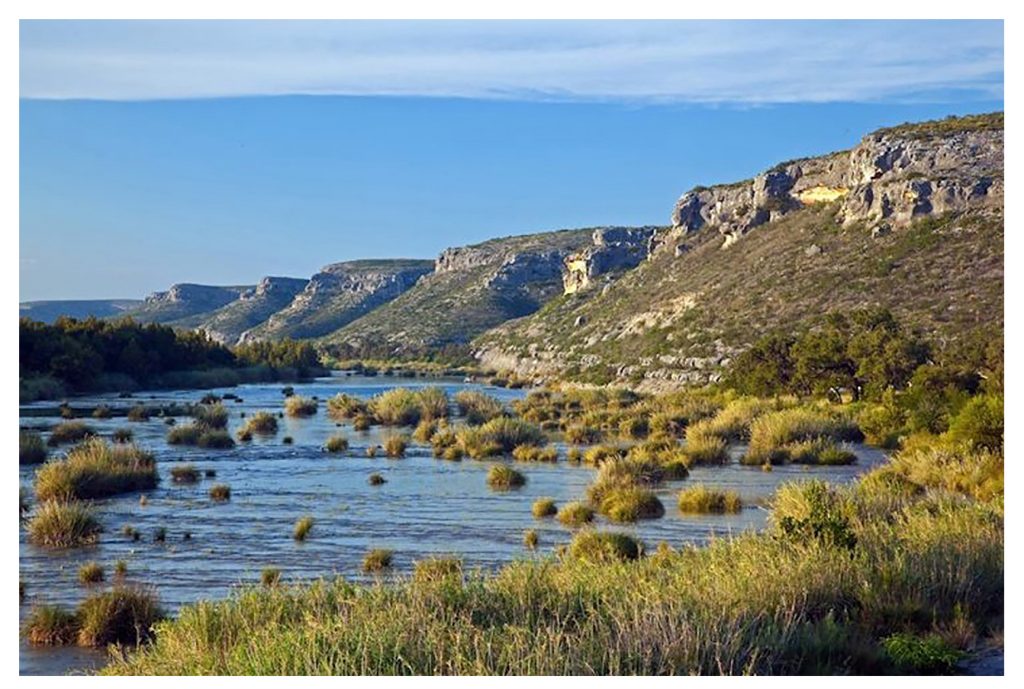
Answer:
[[19, 373, 887, 675]]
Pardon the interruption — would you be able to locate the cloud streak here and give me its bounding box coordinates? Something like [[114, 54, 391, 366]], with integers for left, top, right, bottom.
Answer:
[[20, 20, 1003, 103]]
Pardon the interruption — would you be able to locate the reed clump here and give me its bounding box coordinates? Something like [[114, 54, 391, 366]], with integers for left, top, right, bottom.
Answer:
[[284, 396, 318, 418], [76, 586, 163, 647], [35, 439, 157, 501], [677, 485, 743, 514], [293, 516, 314, 541], [20, 430, 47, 465], [531, 498, 558, 518], [325, 435, 349, 453], [362, 549, 394, 573], [47, 421, 95, 447], [486, 465, 526, 490], [27, 500, 101, 548]]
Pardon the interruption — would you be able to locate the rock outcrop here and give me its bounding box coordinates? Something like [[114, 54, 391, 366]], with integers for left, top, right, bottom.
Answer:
[[240, 260, 433, 342], [121, 283, 253, 324], [191, 276, 309, 344], [562, 227, 658, 294], [669, 116, 1002, 247]]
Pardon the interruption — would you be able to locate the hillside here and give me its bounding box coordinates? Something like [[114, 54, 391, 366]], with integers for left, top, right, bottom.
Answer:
[[475, 113, 1004, 388], [319, 229, 621, 359], [18, 299, 142, 323], [119, 283, 254, 324], [181, 276, 309, 344]]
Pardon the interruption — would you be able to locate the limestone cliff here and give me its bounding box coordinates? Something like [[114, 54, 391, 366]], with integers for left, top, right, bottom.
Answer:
[[190, 276, 309, 344], [562, 227, 659, 294], [120, 283, 253, 324]]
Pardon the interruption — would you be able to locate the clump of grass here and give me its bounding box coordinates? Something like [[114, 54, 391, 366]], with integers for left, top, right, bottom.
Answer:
[[512, 444, 559, 462], [523, 529, 539, 549], [568, 531, 643, 563], [78, 561, 105, 585], [76, 586, 163, 647], [745, 408, 863, 465], [370, 389, 422, 426], [597, 487, 665, 523], [327, 393, 367, 420], [127, 405, 151, 422], [882, 632, 966, 674], [416, 387, 450, 422], [413, 419, 439, 443], [557, 502, 594, 528], [237, 428, 253, 442], [618, 416, 649, 440], [362, 548, 394, 572], [353, 414, 372, 431], [209, 484, 231, 502], [293, 516, 314, 541], [167, 423, 202, 445], [47, 421, 95, 447], [565, 424, 602, 444], [114, 560, 128, 579], [325, 435, 349, 453], [486, 465, 526, 490], [284, 396, 318, 418], [169, 464, 199, 484], [198, 430, 235, 449], [20, 430, 47, 465], [582, 445, 627, 465], [677, 485, 742, 514], [35, 439, 157, 501], [368, 473, 386, 486], [192, 403, 228, 429], [111, 428, 133, 443], [241, 411, 279, 436], [567, 448, 583, 463], [261, 568, 281, 587], [22, 604, 79, 646], [412, 556, 462, 584], [383, 433, 408, 458], [366, 445, 378, 458], [532, 497, 557, 518], [92, 405, 112, 419], [453, 390, 504, 424]]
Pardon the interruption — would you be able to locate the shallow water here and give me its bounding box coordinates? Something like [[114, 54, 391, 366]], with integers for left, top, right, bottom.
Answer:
[[19, 374, 887, 675]]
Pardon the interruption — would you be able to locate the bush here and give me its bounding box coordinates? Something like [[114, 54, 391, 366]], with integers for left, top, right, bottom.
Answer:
[[76, 587, 164, 647], [383, 433, 409, 458], [78, 561, 105, 584], [193, 403, 228, 429], [47, 421, 95, 447], [557, 502, 594, 528], [242, 411, 279, 435], [598, 487, 665, 523], [22, 605, 79, 646], [870, 438, 1002, 501], [35, 439, 157, 501], [284, 396, 318, 418], [325, 435, 349, 453], [293, 516, 314, 541], [882, 633, 965, 674], [455, 426, 503, 459], [772, 481, 855, 549], [745, 408, 863, 465], [417, 387, 450, 421], [946, 394, 1003, 451], [209, 484, 231, 501], [453, 390, 504, 425], [198, 430, 235, 449], [170, 464, 199, 484], [362, 548, 394, 572], [167, 423, 202, 445], [677, 485, 742, 514], [531, 498, 558, 518], [486, 465, 526, 490], [327, 393, 367, 420], [20, 431, 47, 465], [568, 531, 643, 563]]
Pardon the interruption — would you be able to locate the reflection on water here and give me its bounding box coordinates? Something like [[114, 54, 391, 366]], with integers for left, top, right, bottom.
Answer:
[[19, 374, 887, 675]]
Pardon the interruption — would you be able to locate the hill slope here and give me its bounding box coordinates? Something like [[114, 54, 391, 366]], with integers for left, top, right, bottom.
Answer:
[[182, 276, 309, 344], [19, 299, 142, 323], [476, 113, 1004, 388], [120, 283, 254, 324]]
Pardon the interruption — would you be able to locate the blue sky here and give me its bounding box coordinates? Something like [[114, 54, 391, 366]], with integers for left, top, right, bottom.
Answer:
[[20, 20, 1003, 300]]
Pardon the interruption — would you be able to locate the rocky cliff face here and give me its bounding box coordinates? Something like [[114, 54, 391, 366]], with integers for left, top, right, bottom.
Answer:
[[191, 276, 309, 344], [122, 283, 253, 324], [668, 117, 1002, 249], [239, 260, 433, 342], [563, 227, 659, 294]]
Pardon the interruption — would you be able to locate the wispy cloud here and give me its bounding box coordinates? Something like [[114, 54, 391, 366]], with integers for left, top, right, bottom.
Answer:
[[20, 20, 1003, 103]]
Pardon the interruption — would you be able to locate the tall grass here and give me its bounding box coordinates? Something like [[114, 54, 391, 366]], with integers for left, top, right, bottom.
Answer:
[[744, 408, 863, 465], [20, 430, 47, 465], [47, 421, 95, 447], [486, 465, 526, 490], [677, 485, 743, 514], [370, 389, 422, 426], [453, 390, 504, 425], [35, 439, 157, 501], [326, 393, 367, 420], [284, 396, 318, 418], [241, 411, 279, 435], [27, 500, 101, 548], [77, 587, 164, 647], [22, 605, 79, 645]]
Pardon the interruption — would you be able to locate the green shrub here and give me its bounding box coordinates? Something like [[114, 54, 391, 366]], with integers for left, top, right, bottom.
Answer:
[[557, 502, 594, 528], [20, 431, 47, 465], [362, 548, 394, 572], [568, 531, 643, 563], [486, 465, 526, 490], [284, 396, 318, 418], [531, 498, 558, 518], [325, 435, 349, 453], [772, 481, 856, 549], [22, 604, 79, 646], [453, 390, 504, 424], [882, 633, 965, 673], [209, 484, 231, 502], [293, 516, 314, 541], [383, 433, 409, 458], [946, 394, 1003, 451], [78, 561, 105, 584], [677, 485, 742, 514], [47, 421, 95, 447], [76, 586, 163, 647], [35, 439, 157, 501]]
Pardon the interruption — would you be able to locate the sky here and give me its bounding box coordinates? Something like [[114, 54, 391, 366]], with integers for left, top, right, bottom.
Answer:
[[19, 20, 1004, 301]]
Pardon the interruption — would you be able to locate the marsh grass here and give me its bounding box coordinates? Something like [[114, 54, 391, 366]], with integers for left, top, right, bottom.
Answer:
[[198, 430, 235, 449], [454, 390, 504, 425], [284, 396, 318, 418], [114, 560, 128, 579], [413, 419, 439, 443], [209, 484, 231, 502], [127, 405, 151, 422], [568, 531, 643, 563], [532, 498, 558, 518], [523, 529, 539, 549], [170, 464, 200, 484], [77, 586, 163, 647], [192, 403, 228, 429], [370, 389, 422, 426], [327, 393, 367, 420], [744, 408, 862, 465], [597, 487, 665, 523], [261, 568, 281, 587], [241, 411, 279, 436], [20, 430, 47, 465], [27, 497, 101, 544], [293, 516, 314, 541], [512, 445, 559, 462], [565, 424, 602, 444], [92, 405, 112, 419], [78, 561, 105, 585], [362, 549, 394, 573], [167, 423, 202, 445], [412, 556, 462, 584], [325, 435, 349, 454], [22, 605, 78, 646], [35, 439, 157, 501], [557, 502, 595, 528], [111, 428, 134, 444], [383, 433, 409, 458], [368, 473, 386, 486], [677, 485, 743, 514], [486, 465, 526, 490], [47, 421, 95, 447], [353, 414, 372, 431]]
